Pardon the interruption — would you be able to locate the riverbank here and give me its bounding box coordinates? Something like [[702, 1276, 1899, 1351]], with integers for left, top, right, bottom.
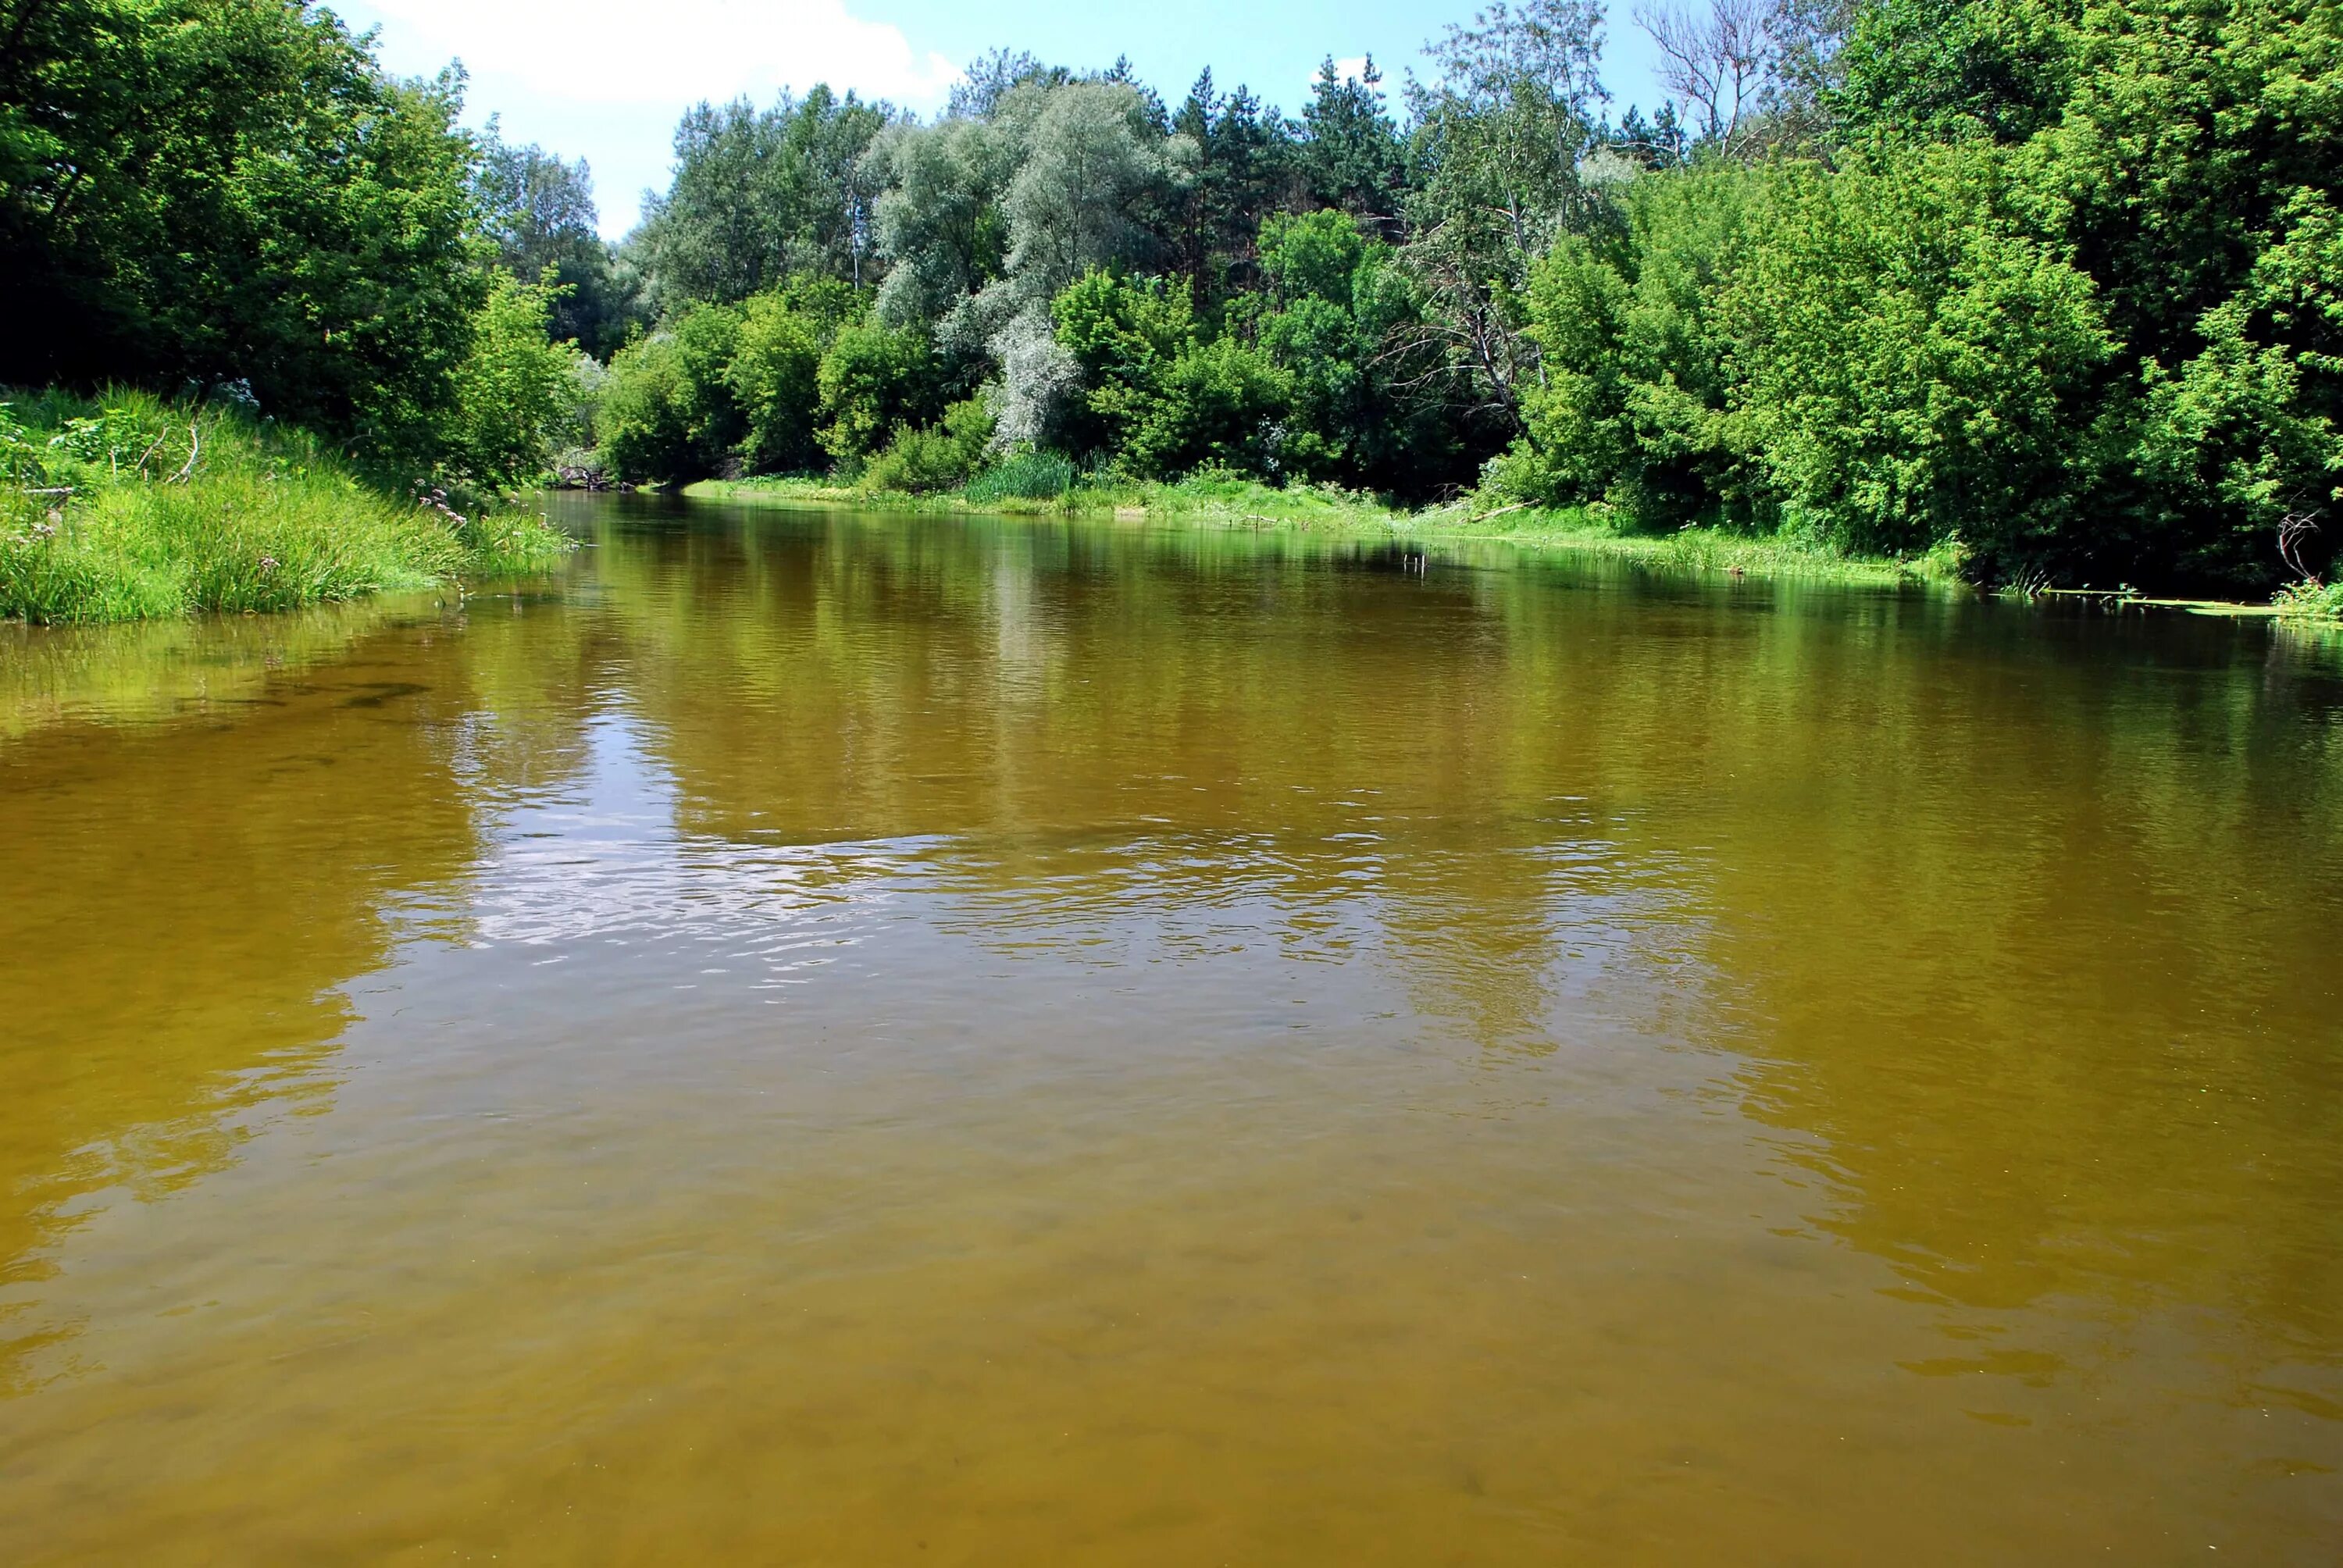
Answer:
[[2, 390, 572, 625], [686, 474, 1964, 590]]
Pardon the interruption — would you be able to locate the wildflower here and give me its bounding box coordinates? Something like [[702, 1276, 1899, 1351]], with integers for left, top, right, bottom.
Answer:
[[258, 554, 280, 573]]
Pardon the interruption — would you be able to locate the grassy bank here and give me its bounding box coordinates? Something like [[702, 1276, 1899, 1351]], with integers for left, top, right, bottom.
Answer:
[[2, 389, 572, 625], [686, 472, 1962, 590]]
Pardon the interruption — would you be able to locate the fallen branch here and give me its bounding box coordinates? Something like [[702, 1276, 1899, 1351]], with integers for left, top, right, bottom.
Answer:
[[166, 421, 201, 484], [1467, 501, 1531, 526]]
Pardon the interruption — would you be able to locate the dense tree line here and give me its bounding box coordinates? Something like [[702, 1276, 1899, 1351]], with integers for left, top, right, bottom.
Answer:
[[594, 0, 2338, 591], [5, 0, 2337, 590]]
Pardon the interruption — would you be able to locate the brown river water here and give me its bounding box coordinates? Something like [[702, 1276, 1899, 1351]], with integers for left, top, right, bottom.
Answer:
[[2, 493, 2341, 1563]]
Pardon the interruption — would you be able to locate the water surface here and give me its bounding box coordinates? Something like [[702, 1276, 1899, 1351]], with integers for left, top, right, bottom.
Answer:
[[4, 495, 2341, 1562]]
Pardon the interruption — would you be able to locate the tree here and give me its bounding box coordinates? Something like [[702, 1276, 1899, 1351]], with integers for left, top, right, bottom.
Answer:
[[476, 123, 638, 358], [1632, 0, 1774, 156], [1725, 147, 2113, 560], [727, 288, 827, 474], [597, 302, 744, 484], [1051, 266, 1198, 458], [1172, 70, 1303, 301], [1254, 208, 1456, 490], [1401, 0, 1613, 428], [0, 0, 485, 469], [999, 82, 1193, 301], [443, 269, 581, 488], [817, 321, 943, 465], [1299, 59, 1405, 230], [632, 85, 895, 308], [1828, 0, 2077, 146], [870, 115, 1018, 342]]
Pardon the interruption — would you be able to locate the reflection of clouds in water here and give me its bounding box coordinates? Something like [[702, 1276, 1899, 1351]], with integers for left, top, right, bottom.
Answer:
[[453, 703, 1726, 1066], [463, 709, 925, 991], [462, 701, 1730, 1079]]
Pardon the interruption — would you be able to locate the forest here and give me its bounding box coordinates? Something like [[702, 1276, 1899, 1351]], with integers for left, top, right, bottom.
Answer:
[[4, 0, 2340, 598]]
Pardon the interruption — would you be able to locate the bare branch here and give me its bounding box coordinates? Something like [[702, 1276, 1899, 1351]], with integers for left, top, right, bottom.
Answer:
[[1633, 0, 1773, 156]]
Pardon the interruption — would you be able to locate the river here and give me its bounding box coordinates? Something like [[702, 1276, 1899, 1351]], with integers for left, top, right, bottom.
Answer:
[[3, 493, 2340, 1562]]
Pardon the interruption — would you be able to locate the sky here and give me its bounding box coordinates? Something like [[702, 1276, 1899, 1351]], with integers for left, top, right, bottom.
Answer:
[[325, 0, 1674, 239]]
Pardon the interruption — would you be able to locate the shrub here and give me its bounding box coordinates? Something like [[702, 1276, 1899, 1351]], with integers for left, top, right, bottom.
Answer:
[[729, 291, 825, 474], [440, 270, 580, 490], [858, 397, 996, 494]]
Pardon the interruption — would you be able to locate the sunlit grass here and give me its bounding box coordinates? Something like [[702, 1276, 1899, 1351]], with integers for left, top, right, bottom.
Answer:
[[2, 387, 571, 624]]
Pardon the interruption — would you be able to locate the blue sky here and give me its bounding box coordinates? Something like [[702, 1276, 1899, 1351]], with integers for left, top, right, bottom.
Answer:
[[326, 0, 1673, 238]]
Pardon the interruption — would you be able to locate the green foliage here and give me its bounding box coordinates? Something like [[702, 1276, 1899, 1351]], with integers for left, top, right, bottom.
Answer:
[[1, 0, 485, 471], [1172, 70, 1305, 299], [1730, 147, 2113, 559], [0, 388, 568, 623], [729, 292, 826, 475], [871, 116, 1018, 335], [476, 122, 641, 358], [1257, 211, 1458, 488], [630, 84, 892, 308], [1123, 337, 1293, 478], [859, 397, 997, 494], [1259, 209, 1368, 305], [2273, 576, 2343, 618], [1510, 164, 1757, 522], [818, 321, 943, 465], [1300, 59, 1406, 225], [1510, 148, 2113, 560], [1831, 0, 2080, 144], [2131, 187, 2343, 579], [1489, 0, 2343, 590], [443, 272, 585, 490], [1051, 269, 1199, 457], [597, 303, 745, 484]]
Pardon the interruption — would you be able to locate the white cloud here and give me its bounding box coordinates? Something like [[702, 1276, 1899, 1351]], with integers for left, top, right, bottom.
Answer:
[[336, 0, 961, 109]]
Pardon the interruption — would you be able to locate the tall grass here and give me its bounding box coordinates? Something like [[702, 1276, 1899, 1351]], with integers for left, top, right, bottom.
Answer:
[[2273, 578, 2343, 621], [965, 451, 1075, 504], [1, 387, 571, 624]]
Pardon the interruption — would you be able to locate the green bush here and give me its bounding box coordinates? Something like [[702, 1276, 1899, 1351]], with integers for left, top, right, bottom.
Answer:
[[1123, 338, 1293, 479], [440, 270, 583, 490], [859, 397, 997, 494], [728, 290, 826, 475], [1511, 164, 1760, 524], [1725, 145, 2113, 561]]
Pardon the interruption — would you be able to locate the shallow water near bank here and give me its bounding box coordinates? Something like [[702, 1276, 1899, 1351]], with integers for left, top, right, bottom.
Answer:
[[3, 492, 2340, 1563]]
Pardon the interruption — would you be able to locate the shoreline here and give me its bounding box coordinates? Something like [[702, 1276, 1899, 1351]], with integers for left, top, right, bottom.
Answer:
[[682, 477, 1965, 593], [680, 478, 2338, 623]]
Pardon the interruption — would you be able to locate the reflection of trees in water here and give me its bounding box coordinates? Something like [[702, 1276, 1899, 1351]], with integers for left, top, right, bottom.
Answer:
[[598, 506, 2343, 1400], [590, 507, 1653, 1057], [1606, 595, 2343, 1399], [0, 600, 610, 1389], [18, 497, 2334, 1416]]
